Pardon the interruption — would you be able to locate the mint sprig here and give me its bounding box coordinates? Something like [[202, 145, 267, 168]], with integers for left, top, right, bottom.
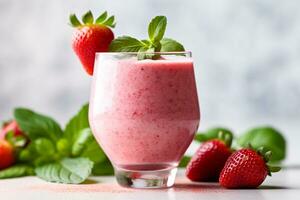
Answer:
[[109, 15, 185, 59], [0, 104, 113, 184]]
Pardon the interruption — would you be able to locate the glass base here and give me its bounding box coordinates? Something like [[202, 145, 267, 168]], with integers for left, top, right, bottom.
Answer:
[[114, 166, 177, 189]]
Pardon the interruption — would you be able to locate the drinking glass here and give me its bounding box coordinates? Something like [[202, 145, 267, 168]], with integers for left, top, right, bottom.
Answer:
[[89, 52, 200, 188]]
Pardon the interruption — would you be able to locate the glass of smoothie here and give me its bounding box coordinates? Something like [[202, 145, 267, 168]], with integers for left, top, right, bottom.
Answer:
[[89, 52, 200, 188]]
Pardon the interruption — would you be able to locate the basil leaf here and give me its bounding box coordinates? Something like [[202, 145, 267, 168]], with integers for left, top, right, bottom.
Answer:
[[109, 36, 145, 52], [14, 108, 63, 141], [238, 126, 286, 162], [0, 165, 34, 179], [148, 16, 167, 43], [194, 127, 233, 142], [35, 158, 94, 184], [160, 38, 185, 52]]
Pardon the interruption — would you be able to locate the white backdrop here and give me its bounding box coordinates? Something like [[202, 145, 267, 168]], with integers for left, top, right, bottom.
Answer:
[[0, 0, 299, 164]]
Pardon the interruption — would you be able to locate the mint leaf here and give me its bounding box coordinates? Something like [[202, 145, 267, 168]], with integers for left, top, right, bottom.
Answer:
[[35, 158, 94, 184], [138, 47, 156, 60], [109, 36, 145, 52], [71, 128, 94, 156], [0, 165, 34, 179], [92, 159, 114, 176], [148, 16, 167, 43], [64, 104, 89, 145], [34, 138, 56, 156], [14, 108, 63, 142], [160, 38, 185, 52], [64, 104, 107, 163]]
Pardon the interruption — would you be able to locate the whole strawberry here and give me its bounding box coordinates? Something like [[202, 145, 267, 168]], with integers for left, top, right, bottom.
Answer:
[[186, 132, 232, 182], [70, 11, 115, 75], [219, 147, 281, 188], [0, 139, 15, 169], [0, 120, 23, 139]]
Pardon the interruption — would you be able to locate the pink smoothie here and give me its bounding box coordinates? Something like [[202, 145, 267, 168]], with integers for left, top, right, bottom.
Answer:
[[89, 55, 200, 170]]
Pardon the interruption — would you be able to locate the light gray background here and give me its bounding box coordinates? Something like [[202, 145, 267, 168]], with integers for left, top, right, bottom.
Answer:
[[0, 0, 299, 164]]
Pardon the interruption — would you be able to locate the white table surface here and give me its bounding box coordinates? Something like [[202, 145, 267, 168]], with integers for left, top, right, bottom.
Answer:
[[0, 168, 299, 200]]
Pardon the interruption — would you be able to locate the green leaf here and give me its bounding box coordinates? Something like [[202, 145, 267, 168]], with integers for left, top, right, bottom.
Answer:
[[0, 165, 34, 179], [194, 127, 234, 143], [92, 159, 114, 176], [82, 10, 94, 24], [34, 138, 55, 156], [35, 158, 94, 184], [63, 104, 107, 163], [14, 108, 63, 142], [71, 128, 94, 156], [109, 36, 145, 52], [160, 38, 185, 52], [95, 11, 107, 24], [69, 14, 82, 27], [80, 138, 107, 163], [238, 126, 286, 162], [137, 47, 156, 60], [148, 16, 167, 43], [103, 16, 115, 28], [178, 156, 191, 168], [64, 104, 90, 145], [56, 138, 71, 156]]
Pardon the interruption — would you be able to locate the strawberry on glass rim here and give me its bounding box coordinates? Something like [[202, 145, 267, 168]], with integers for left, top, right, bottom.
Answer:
[[70, 11, 115, 75]]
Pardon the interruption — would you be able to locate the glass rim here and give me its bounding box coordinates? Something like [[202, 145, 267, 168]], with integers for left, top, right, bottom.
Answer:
[[95, 51, 192, 56]]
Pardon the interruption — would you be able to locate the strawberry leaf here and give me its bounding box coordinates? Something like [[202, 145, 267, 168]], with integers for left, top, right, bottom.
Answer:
[[82, 10, 94, 24], [96, 11, 107, 24], [103, 16, 115, 28], [69, 14, 82, 27]]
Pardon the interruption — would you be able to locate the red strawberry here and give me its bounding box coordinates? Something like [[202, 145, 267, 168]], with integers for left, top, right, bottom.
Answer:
[[186, 132, 232, 182], [0, 120, 23, 139], [0, 139, 15, 169], [70, 11, 115, 75], [219, 147, 281, 189]]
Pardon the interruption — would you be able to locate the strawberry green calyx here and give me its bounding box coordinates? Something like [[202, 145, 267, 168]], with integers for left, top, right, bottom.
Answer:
[[251, 146, 281, 176], [69, 10, 116, 28], [217, 131, 233, 147]]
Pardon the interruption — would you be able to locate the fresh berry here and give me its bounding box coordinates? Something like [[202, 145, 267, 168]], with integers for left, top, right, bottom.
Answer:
[[0, 120, 23, 139], [0, 140, 15, 169], [219, 147, 281, 189], [186, 132, 232, 182], [70, 11, 115, 75]]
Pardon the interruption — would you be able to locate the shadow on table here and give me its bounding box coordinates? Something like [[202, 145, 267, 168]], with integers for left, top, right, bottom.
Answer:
[[81, 179, 99, 184], [173, 183, 296, 191]]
